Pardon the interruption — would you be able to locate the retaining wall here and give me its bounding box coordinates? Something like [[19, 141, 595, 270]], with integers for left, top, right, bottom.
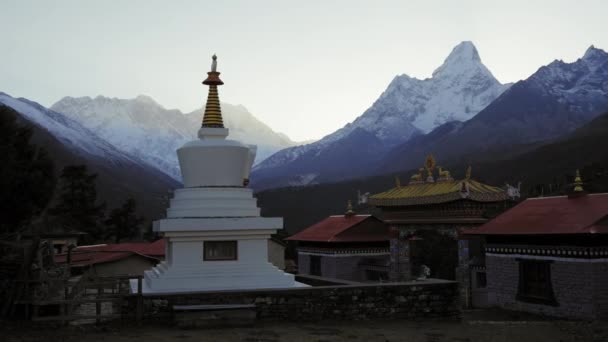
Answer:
[[127, 279, 459, 321]]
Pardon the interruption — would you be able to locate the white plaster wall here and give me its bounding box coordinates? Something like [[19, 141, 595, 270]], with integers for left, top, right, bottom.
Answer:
[[177, 139, 250, 187], [268, 240, 286, 270], [172, 241, 203, 266], [239, 239, 268, 261]]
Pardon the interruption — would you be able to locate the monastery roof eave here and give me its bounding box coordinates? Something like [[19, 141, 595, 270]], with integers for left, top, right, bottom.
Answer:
[[369, 179, 509, 207]]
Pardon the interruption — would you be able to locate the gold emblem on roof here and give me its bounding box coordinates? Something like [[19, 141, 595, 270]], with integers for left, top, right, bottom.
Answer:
[[574, 169, 584, 192], [425, 154, 436, 173]]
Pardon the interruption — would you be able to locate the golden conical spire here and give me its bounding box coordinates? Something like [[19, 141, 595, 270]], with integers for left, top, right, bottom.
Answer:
[[201, 54, 225, 128], [345, 200, 355, 217], [574, 169, 584, 192]]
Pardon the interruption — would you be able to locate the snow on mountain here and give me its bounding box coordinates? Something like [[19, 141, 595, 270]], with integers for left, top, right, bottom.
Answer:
[[0, 92, 142, 165], [252, 41, 509, 188], [51, 95, 295, 181], [526, 45, 608, 111], [378, 45, 608, 175]]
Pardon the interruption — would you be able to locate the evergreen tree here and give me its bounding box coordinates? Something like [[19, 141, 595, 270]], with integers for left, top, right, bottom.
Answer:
[[0, 105, 55, 235], [49, 165, 105, 241], [105, 198, 144, 243]]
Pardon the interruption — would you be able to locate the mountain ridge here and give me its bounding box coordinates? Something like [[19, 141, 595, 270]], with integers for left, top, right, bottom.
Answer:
[[251, 41, 510, 190], [378, 45, 608, 175], [51, 95, 296, 180], [0, 93, 179, 220]]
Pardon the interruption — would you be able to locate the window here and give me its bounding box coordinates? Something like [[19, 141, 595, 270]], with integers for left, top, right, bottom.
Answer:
[[204, 241, 237, 261], [517, 259, 557, 305], [475, 271, 487, 289], [310, 255, 321, 276]]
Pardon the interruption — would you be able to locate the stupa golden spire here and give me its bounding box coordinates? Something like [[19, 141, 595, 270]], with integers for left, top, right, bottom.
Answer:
[[201, 54, 225, 128], [345, 200, 355, 217]]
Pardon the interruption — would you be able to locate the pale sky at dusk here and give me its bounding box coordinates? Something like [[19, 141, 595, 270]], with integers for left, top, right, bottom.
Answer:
[[1, 0, 607, 141]]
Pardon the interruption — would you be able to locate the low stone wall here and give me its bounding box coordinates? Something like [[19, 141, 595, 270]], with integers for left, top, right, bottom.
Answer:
[[128, 279, 459, 321]]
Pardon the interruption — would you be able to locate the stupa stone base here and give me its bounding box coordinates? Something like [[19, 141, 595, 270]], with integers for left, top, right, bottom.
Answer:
[[133, 260, 306, 294]]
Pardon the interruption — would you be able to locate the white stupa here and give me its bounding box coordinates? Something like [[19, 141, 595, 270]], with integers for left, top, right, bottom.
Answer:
[[137, 55, 303, 293]]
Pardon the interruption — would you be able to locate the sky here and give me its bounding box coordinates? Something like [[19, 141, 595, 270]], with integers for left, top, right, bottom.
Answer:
[[1, 0, 607, 142]]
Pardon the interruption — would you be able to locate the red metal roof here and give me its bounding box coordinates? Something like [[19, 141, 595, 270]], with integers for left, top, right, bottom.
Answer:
[[286, 215, 388, 242], [55, 239, 166, 267], [464, 193, 608, 235]]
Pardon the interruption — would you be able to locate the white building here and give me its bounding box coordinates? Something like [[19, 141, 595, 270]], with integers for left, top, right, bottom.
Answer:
[[137, 55, 303, 293]]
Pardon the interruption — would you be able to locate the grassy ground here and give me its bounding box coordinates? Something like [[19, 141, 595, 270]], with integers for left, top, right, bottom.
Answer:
[[2, 310, 606, 342]]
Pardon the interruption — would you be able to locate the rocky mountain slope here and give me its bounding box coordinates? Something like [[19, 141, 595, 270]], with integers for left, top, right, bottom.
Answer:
[[51, 95, 295, 180], [379, 45, 608, 174], [0, 92, 179, 220], [251, 41, 510, 189]]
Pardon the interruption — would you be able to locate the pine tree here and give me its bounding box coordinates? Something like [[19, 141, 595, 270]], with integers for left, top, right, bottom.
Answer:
[[49, 165, 105, 241], [105, 198, 144, 243], [0, 105, 55, 235]]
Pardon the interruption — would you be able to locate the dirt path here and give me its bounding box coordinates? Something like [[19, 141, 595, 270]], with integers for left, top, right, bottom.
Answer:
[[2, 318, 604, 342]]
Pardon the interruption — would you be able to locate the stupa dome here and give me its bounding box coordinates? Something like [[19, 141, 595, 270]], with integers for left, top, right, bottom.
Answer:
[[177, 55, 257, 188]]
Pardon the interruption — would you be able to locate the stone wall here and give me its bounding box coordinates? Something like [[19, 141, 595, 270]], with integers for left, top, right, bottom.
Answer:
[[486, 255, 608, 320], [131, 280, 459, 321], [298, 253, 310, 275], [591, 263, 608, 320]]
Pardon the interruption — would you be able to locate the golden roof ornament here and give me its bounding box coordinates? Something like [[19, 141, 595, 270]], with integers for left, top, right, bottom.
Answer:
[[574, 169, 584, 192], [465, 166, 472, 180], [395, 176, 402, 188], [201, 54, 225, 128], [345, 200, 355, 217], [409, 168, 424, 184], [424, 154, 436, 182], [437, 166, 453, 182]]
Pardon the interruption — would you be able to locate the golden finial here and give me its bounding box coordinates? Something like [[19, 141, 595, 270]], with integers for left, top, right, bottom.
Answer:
[[345, 200, 355, 217], [574, 169, 584, 192], [424, 154, 436, 182], [202, 54, 225, 128], [465, 166, 472, 180], [425, 155, 436, 174], [395, 176, 402, 188]]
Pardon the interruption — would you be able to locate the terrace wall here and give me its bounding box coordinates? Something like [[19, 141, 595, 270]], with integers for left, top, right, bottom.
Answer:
[[128, 279, 459, 321]]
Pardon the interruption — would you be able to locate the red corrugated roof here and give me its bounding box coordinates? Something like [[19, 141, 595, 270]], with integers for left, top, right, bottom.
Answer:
[[55, 239, 166, 267], [286, 215, 388, 242], [464, 193, 608, 235]]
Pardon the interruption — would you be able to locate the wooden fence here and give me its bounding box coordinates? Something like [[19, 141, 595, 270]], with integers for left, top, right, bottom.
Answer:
[[15, 274, 143, 325]]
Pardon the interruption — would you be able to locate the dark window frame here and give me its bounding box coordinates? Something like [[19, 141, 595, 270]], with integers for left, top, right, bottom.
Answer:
[[203, 241, 238, 261], [475, 271, 487, 289], [516, 259, 558, 306]]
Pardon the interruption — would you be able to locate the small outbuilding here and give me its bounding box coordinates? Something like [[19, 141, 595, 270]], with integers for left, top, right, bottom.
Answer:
[[55, 240, 165, 277], [287, 203, 390, 282]]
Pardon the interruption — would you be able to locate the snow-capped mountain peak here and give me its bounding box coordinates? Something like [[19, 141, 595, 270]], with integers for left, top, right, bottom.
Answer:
[[432, 41, 484, 78], [251, 41, 511, 189], [582, 45, 608, 72], [50, 95, 296, 181]]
